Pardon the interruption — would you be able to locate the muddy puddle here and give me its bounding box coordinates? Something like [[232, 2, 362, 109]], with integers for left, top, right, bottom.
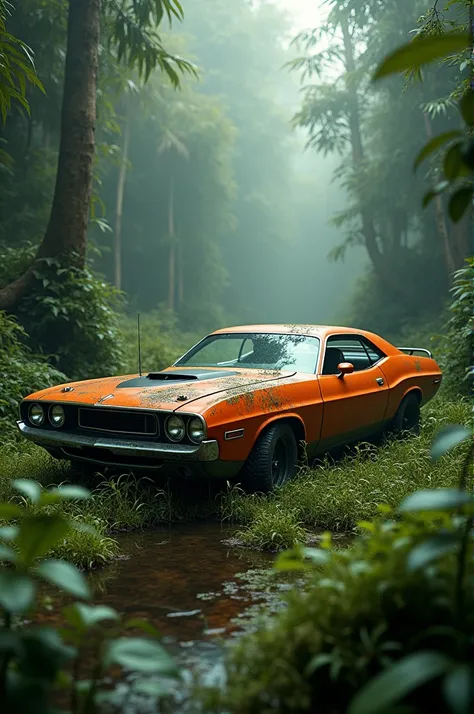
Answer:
[[38, 522, 314, 712]]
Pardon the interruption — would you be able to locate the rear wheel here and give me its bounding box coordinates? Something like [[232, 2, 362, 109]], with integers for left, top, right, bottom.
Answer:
[[238, 423, 298, 494], [390, 393, 421, 437]]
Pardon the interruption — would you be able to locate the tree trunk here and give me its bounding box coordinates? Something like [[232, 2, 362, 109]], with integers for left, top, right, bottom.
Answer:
[[168, 176, 175, 312], [38, 0, 100, 264], [340, 16, 386, 278], [423, 112, 455, 276], [114, 117, 130, 290], [0, 0, 101, 311]]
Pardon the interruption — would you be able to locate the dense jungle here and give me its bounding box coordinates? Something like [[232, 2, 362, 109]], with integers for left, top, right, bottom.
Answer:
[[0, 0, 473, 712]]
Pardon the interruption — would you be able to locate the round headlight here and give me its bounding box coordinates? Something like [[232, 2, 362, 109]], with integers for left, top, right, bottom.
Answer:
[[188, 417, 205, 444], [166, 415, 185, 442], [49, 404, 65, 428], [28, 403, 44, 426]]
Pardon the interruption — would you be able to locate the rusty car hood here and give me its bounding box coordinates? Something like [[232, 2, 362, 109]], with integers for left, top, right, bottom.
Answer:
[[24, 367, 295, 412]]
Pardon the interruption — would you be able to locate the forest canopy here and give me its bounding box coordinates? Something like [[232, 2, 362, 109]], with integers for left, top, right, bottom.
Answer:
[[0, 0, 472, 376]]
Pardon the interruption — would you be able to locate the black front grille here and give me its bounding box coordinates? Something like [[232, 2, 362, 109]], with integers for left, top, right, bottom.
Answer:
[[78, 408, 158, 436]]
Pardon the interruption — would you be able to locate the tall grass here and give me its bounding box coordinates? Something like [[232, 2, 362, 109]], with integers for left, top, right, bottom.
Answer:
[[227, 397, 473, 549], [1, 396, 471, 562]]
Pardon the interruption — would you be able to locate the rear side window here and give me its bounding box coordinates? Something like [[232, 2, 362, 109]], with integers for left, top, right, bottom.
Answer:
[[322, 335, 385, 374]]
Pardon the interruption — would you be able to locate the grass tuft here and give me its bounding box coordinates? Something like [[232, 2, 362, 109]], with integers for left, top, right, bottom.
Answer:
[[235, 503, 307, 551]]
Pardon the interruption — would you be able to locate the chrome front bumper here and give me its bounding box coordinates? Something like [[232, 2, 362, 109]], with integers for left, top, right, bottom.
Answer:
[[17, 421, 219, 463]]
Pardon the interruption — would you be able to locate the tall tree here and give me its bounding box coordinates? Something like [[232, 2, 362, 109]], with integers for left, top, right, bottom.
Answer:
[[289, 0, 466, 331], [0, 0, 194, 311]]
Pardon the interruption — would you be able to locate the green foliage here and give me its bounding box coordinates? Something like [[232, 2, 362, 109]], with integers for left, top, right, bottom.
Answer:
[[373, 30, 470, 80], [211, 427, 474, 714], [224, 398, 473, 542], [0, 0, 44, 122], [371, 13, 473, 221], [235, 503, 307, 552], [436, 258, 474, 396], [104, 0, 196, 84], [0, 478, 179, 713], [16, 258, 124, 381], [0, 311, 65, 442]]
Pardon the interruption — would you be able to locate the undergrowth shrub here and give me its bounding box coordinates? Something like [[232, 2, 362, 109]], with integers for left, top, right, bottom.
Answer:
[[0, 311, 65, 443], [235, 503, 307, 551], [0, 479, 180, 712], [435, 257, 474, 397], [209, 502, 474, 714], [16, 256, 123, 380]]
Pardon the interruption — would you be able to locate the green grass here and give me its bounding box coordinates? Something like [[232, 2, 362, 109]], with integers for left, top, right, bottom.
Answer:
[[1, 396, 471, 564], [229, 397, 473, 549]]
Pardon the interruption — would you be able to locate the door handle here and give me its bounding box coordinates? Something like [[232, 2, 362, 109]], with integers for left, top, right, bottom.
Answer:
[[376, 377, 384, 386]]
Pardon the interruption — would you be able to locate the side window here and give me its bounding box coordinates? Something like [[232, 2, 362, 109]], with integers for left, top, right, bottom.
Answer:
[[360, 337, 385, 365], [322, 335, 385, 374]]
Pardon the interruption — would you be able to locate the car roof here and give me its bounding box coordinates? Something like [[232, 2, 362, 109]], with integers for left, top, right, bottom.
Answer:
[[209, 324, 399, 355], [212, 324, 369, 338]]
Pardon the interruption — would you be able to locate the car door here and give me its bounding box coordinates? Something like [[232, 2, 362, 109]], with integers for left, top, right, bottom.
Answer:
[[318, 334, 390, 447]]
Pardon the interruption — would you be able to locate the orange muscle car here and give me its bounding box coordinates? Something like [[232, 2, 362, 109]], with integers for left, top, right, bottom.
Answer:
[[18, 325, 442, 493]]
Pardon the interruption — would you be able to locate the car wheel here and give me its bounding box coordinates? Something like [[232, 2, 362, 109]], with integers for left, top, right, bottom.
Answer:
[[390, 393, 421, 437], [239, 423, 298, 494]]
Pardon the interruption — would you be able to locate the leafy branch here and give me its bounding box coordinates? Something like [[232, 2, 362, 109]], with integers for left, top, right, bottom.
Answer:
[[105, 0, 197, 84], [373, 29, 473, 222], [0, 0, 45, 123]]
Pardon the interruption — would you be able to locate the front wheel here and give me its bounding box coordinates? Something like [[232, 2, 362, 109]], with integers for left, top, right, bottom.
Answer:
[[238, 423, 298, 494], [390, 393, 421, 437]]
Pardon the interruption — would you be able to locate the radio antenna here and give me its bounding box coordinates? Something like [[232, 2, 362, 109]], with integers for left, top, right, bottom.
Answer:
[[137, 313, 142, 376]]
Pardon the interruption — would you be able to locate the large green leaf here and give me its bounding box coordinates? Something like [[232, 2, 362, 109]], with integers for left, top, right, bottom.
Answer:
[[38, 485, 90, 507], [431, 425, 472, 461], [0, 503, 23, 520], [444, 143, 469, 181], [407, 533, 460, 571], [17, 515, 70, 566], [348, 651, 452, 714], [63, 603, 119, 631], [12, 479, 42, 504], [448, 187, 474, 223], [414, 131, 462, 171], [443, 664, 473, 714], [105, 637, 179, 675], [35, 560, 91, 600], [275, 546, 329, 571], [373, 33, 470, 81], [0, 526, 19, 542], [399, 489, 472, 513], [0, 572, 36, 614], [17, 628, 75, 683], [0, 544, 17, 563]]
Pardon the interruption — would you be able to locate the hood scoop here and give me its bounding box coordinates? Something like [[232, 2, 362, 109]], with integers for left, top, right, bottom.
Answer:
[[148, 372, 199, 381], [116, 369, 239, 389]]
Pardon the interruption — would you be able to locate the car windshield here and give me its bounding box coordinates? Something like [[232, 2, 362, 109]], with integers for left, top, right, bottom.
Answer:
[[175, 333, 320, 374]]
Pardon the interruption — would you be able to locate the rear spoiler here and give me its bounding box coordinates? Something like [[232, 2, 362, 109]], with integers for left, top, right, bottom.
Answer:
[[397, 347, 433, 359]]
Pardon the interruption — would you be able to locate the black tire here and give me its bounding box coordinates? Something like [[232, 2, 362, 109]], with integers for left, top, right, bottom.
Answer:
[[238, 423, 298, 494], [390, 393, 421, 437]]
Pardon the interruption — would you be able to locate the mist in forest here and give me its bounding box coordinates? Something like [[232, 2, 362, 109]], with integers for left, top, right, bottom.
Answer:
[[90, 0, 368, 331], [0, 0, 469, 348]]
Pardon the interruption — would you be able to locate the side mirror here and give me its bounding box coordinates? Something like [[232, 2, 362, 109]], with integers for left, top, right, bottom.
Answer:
[[337, 362, 354, 379]]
